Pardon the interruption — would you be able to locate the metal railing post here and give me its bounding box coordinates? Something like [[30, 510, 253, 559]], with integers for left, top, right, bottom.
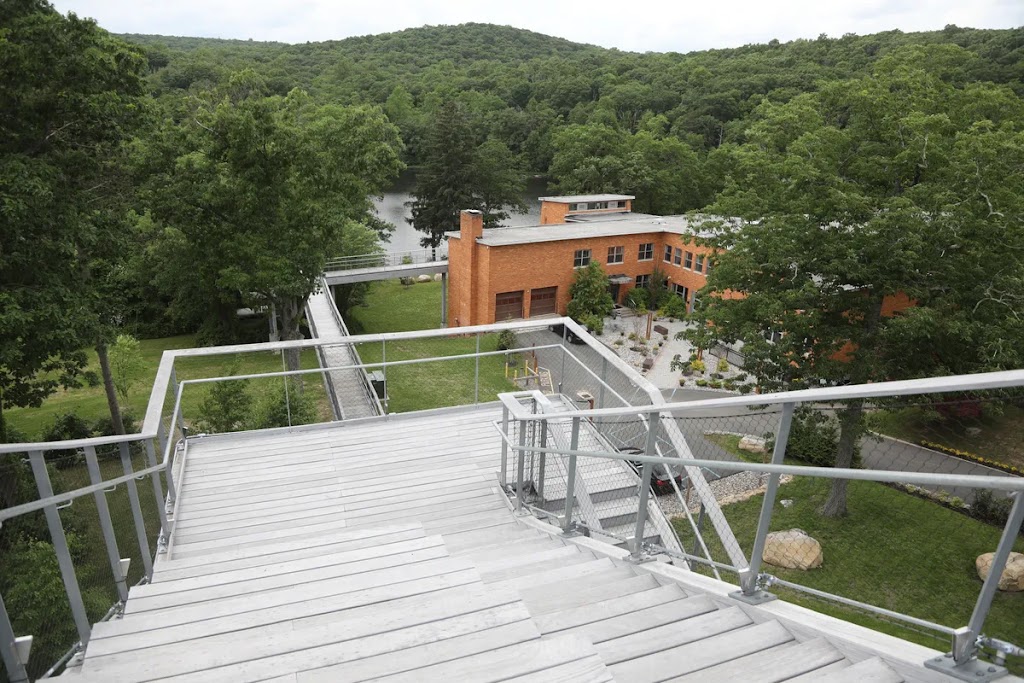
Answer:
[[169, 366, 187, 437], [563, 417, 581, 533], [735, 401, 795, 603], [966, 492, 1024, 661], [558, 327, 567, 393], [537, 418, 548, 501], [28, 451, 92, 645], [500, 406, 509, 487], [598, 357, 607, 408], [0, 591, 29, 683], [474, 332, 481, 404], [118, 442, 153, 579], [516, 418, 527, 512], [143, 439, 169, 535], [631, 411, 661, 561], [83, 447, 130, 602], [281, 350, 292, 427], [157, 420, 176, 506], [382, 339, 388, 415]]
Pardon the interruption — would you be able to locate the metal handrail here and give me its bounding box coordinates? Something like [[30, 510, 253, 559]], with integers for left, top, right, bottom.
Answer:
[[319, 277, 384, 416], [324, 248, 448, 271]]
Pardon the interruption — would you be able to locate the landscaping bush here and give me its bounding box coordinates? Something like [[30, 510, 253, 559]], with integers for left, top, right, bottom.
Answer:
[[659, 295, 687, 320], [709, 380, 723, 389], [42, 413, 93, 468], [81, 370, 101, 388], [197, 376, 253, 434], [690, 359, 706, 373], [717, 358, 730, 373], [624, 287, 650, 310], [766, 409, 857, 468], [495, 329, 516, 352], [972, 490, 1023, 533], [249, 379, 317, 430], [696, 379, 708, 387], [738, 384, 754, 394]]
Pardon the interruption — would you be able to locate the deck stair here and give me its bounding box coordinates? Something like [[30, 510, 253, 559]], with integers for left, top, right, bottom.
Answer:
[[64, 407, 923, 681]]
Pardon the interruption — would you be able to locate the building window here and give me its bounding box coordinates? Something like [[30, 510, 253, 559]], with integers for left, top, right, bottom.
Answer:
[[663, 245, 673, 263], [672, 283, 689, 301], [568, 203, 579, 211], [573, 249, 591, 268], [638, 243, 653, 261], [607, 246, 624, 264], [617, 200, 627, 208], [764, 328, 783, 344], [635, 274, 651, 288], [529, 287, 557, 317], [495, 291, 524, 321], [673, 248, 682, 266], [695, 254, 705, 272], [684, 251, 693, 269], [705, 259, 713, 276]]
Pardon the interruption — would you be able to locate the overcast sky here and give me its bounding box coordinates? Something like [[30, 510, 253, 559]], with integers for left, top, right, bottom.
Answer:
[[52, 0, 1023, 53]]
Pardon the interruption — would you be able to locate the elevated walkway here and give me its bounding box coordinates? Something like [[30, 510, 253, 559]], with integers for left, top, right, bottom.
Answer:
[[304, 286, 381, 420], [66, 406, 948, 682], [324, 260, 448, 286]]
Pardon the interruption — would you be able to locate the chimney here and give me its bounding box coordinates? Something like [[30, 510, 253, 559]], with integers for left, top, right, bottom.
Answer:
[[460, 209, 483, 240]]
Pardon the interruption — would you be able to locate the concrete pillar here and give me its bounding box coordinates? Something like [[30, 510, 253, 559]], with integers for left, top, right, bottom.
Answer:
[[440, 271, 448, 328]]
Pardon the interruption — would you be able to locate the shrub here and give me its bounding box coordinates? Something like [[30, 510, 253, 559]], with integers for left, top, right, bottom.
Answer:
[[567, 261, 614, 325], [696, 379, 709, 387], [624, 287, 650, 310], [249, 379, 317, 430], [690, 359, 706, 373], [738, 384, 754, 394], [81, 370, 101, 388], [579, 313, 605, 335], [766, 409, 856, 468], [42, 413, 93, 468], [197, 373, 253, 434], [92, 412, 138, 437], [109, 334, 143, 404], [717, 358, 730, 373], [972, 490, 1019, 530], [709, 380, 723, 389], [736, 373, 748, 382], [495, 329, 516, 351], [679, 378, 687, 386], [659, 295, 687, 320]]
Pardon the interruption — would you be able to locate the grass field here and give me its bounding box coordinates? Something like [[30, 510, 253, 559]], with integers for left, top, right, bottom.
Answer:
[[674, 433, 1024, 670], [6, 334, 329, 440], [346, 280, 517, 413]]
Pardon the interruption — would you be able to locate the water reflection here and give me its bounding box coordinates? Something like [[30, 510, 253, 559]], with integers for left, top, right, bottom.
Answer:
[[372, 171, 550, 253]]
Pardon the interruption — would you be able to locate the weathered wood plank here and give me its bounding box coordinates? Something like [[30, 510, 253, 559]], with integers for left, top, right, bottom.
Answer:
[[668, 638, 844, 683], [597, 605, 753, 665], [805, 657, 903, 683], [499, 655, 613, 683], [168, 518, 351, 559], [608, 620, 794, 683], [559, 593, 716, 645], [534, 584, 690, 634], [519, 569, 653, 614]]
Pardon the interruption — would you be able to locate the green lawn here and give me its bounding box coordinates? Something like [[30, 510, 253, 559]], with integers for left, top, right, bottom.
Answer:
[[347, 280, 517, 413], [6, 334, 329, 440], [673, 442, 1024, 669]]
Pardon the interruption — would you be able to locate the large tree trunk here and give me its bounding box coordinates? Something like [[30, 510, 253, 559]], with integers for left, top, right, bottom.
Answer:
[[820, 399, 864, 517], [97, 341, 126, 435], [278, 296, 306, 395]]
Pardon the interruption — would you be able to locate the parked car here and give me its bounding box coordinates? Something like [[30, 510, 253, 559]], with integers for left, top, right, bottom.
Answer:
[[618, 446, 684, 494], [548, 322, 586, 345]]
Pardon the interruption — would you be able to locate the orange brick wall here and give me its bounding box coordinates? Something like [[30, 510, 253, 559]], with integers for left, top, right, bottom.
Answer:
[[448, 228, 720, 326], [539, 202, 570, 225]]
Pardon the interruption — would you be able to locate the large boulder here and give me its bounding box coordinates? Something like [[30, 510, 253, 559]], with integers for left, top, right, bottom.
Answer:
[[976, 552, 1024, 592], [739, 436, 768, 454], [416, 274, 433, 283], [763, 528, 823, 570]]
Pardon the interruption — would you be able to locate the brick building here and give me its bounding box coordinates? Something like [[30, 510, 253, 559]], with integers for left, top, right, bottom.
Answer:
[[446, 196, 715, 327]]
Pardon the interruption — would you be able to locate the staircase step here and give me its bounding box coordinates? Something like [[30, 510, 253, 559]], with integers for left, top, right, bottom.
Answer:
[[477, 545, 588, 581], [500, 654, 613, 682], [360, 634, 605, 683], [672, 637, 845, 683], [559, 593, 718, 645], [592, 497, 639, 529], [458, 537, 564, 563], [491, 558, 621, 594], [442, 523, 544, 554], [805, 657, 904, 682], [535, 583, 689, 634], [521, 570, 653, 615], [597, 605, 753, 665], [608, 620, 794, 683]]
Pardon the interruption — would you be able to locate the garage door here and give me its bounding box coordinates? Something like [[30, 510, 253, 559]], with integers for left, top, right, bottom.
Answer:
[[495, 290, 524, 321], [529, 287, 557, 317]]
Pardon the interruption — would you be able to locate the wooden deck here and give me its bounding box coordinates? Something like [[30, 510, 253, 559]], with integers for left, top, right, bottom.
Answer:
[[66, 406, 940, 681]]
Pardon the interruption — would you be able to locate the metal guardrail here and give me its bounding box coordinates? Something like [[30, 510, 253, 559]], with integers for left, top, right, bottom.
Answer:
[[324, 248, 447, 272], [495, 369, 1024, 681], [318, 277, 384, 417]]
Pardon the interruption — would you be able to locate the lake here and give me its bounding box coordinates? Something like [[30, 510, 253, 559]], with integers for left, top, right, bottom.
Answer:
[[372, 171, 551, 253]]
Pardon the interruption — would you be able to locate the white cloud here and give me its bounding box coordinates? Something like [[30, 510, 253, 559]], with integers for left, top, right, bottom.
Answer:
[[52, 0, 1024, 53]]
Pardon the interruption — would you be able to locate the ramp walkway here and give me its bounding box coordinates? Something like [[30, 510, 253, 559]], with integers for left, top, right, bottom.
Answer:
[[304, 285, 381, 420], [323, 249, 448, 286], [66, 406, 939, 682]]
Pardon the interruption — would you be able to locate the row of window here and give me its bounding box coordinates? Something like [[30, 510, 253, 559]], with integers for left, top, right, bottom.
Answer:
[[568, 200, 627, 211], [662, 245, 711, 274], [574, 243, 655, 268]]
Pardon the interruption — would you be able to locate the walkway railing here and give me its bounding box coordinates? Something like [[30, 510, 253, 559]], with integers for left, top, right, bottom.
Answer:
[[493, 366, 1024, 681], [324, 248, 447, 272]]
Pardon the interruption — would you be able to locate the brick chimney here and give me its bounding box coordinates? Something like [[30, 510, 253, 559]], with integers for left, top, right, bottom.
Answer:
[[460, 209, 483, 240]]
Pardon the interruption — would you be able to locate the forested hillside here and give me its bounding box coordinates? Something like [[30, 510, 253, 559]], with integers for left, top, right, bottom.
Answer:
[[126, 25, 1022, 164]]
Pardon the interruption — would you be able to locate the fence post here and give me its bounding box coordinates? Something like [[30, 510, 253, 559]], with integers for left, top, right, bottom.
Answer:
[[474, 332, 481, 405], [157, 420, 177, 507], [500, 405, 509, 488], [558, 326, 567, 393], [27, 451, 92, 646], [598, 357, 607, 408], [563, 417, 581, 533], [0, 591, 29, 683], [537, 418, 548, 501], [169, 366, 187, 437], [939, 490, 1024, 676], [144, 439, 170, 547], [382, 340, 388, 415], [631, 411, 661, 561], [733, 401, 795, 603], [281, 350, 292, 427], [516, 418, 528, 512], [83, 447, 130, 603], [118, 443, 154, 579]]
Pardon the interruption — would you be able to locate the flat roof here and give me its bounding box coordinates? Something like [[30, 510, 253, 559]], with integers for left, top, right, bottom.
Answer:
[[538, 194, 635, 204], [446, 214, 726, 247]]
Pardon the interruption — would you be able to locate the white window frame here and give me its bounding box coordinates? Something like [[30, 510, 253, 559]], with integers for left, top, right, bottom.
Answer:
[[638, 243, 654, 261], [607, 245, 624, 264], [573, 249, 592, 268]]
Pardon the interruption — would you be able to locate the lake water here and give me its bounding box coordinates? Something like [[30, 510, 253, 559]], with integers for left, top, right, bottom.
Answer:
[[372, 171, 551, 253]]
